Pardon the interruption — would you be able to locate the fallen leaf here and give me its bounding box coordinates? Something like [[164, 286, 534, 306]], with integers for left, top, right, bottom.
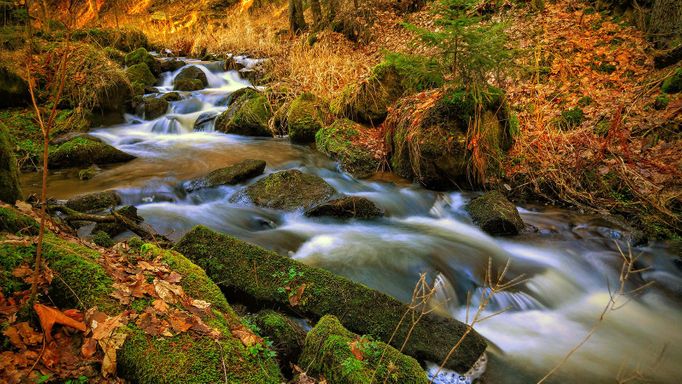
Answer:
[[349, 340, 364, 361], [81, 337, 98, 358], [154, 278, 185, 304], [34, 304, 86, 342], [288, 283, 306, 307], [15, 322, 42, 346], [152, 299, 169, 313], [231, 324, 262, 347], [2, 326, 25, 349], [100, 330, 127, 377]]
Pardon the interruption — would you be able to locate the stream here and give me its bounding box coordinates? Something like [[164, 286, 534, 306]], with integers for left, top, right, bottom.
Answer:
[[21, 59, 682, 384]]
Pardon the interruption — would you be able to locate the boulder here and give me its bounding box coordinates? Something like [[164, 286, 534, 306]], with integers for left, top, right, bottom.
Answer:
[[385, 86, 513, 190], [124, 47, 160, 75], [136, 96, 169, 120], [466, 191, 524, 236], [185, 159, 266, 192], [286, 93, 328, 143], [339, 53, 443, 125], [0, 124, 22, 204], [214, 88, 272, 137], [0, 66, 29, 108], [49, 137, 136, 169], [246, 310, 305, 374], [316, 119, 380, 178], [243, 169, 336, 211], [305, 196, 383, 219], [159, 58, 186, 73], [299, 315, 428, 384], [126, 63, 157, 91], [65, 190, 121, 212], [173, 66, 208, 91], [160, 91, 182, 102], [174, 226, 488, 373]]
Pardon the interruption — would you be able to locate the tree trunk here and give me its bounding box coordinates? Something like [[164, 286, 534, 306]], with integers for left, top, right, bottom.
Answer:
[[288, 0, 307, 34], [311, 0, 322, 29], [648, 0, 682, 49]]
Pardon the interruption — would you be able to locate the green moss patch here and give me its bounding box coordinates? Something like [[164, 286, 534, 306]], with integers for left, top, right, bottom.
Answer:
[[316, 119, 379, 178], [287, 93, 329, 143], [215, 88, 272, 136], [661, 67, 682, 94], [49, 137, 135, 169]]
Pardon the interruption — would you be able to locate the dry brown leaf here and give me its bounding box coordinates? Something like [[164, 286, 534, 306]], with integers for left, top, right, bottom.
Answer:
[[34, 304, 86, 342], [152, 299, 169, 313], [2, 326, 25, 349], [100, 330, 127, 377], [81, 337, 98, 359], [153, 278, 185, 304], [230, 324, 262, 347], [288, 283, 306, 307]]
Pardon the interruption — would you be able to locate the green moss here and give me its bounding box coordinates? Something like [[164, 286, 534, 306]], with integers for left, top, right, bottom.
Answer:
[[299, 315, 428, 384], [92, 231, 114, 247], [558, 107, 584, 129], [215, 89, 272, 137], [0, 123, 22, 204], [174, 226, 487, 373], [49, 137, 135, 169], [0, 207, 38, 235], [126, 63, 156, 88], [244, 169, 336, 211], [125, 48, 156, 70], [661, 67, 682, 94], [246, 310, 305, 370], [287, 93, 327, 144], [186, 159, 266, 192], [316, 119, 379, 178], [466, 191, 524, 235], [653, 95, 670, 110]]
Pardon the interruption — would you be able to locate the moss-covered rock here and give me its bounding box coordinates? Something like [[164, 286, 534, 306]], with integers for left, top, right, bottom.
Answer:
[[662, 67, 682, 94], [66, 190, 121, 212], [173, 66, 208, 91], [124, 47, 160, 75], [0, 206, 38, 236], [174, 226, 488, 373], [0, 123, 22, 204], [316, 119, 380, 178], [91, 230, 115, 247], [246, 310, 306, 373], [49, 137, 136, 169], [159, 59, 186, 73], [466, 191, 524, 236], [305, 196, 383, 219], [186, 159, 266, 192], [385, 86, 513, 190], [135, 96, 169, 120], [0, 210, 282, 384], [287, 93, 329, 143], [243, 169, 336, 211], [299, 315, 428, 384], [214, 88, 272, 136], [126, 63, 157, 90], [338, 53, 444, 125], [0, 65, 29, 108]]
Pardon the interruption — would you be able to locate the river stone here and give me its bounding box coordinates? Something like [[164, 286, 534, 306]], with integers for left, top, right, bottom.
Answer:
[[174, 225, 488, 373], [186, 159, 266, 192], [159, 58, 186, 73], [244, 169, 336, 211], [136, 96, 168, 120], [66, 190, 121, 212], [0, 124, 22, 204], [305, 196, 383, 219], [173, 66, 208, 91], [49, 137, 136, 169], [466, 191, 524, 236], [214, 88, 272, 137], [299, 315, 428, 384], [93, 205, 144, 237], [193, 111, 218, 131], [160, 91, 182, 102]]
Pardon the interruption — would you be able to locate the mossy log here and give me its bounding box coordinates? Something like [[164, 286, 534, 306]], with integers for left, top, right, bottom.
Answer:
[[0, 123, 22, 204], [174, 226, 488, 373], [299, 315, 428, 384], [0, 207, 281, 383]]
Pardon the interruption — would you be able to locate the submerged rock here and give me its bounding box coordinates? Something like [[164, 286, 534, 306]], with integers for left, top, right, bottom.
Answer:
[[385, 86, 514, 190], [49, 137, 136, 169], [244, 169, 336, 211], [299, 315, 428, 384], [193, 111, 219, 131], [466, 191, 524, 236], [0, 124, 22, 204], [316, 118, 380, 178], [174, 226, 488, 373], [0, 66, 29, 108], [185, 159, 266, 192], [286, 93, 329, 143], [173, 66, 208, 91], [214, 88, 272, 137], [305, 196, 383, 219], [66, 190, 121, 212], [136, 96, 169, 120]]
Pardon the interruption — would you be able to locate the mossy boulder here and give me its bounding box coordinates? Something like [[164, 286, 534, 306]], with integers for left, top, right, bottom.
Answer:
[[0, 66, 29, 108], [243, 169, 336, 211], [66, 190, 121, 212], [662, 67, 682, 94], [173, 66, 208, 91], [338, 53, 444, 125], [49, 137, 136, 169], [299, 315, 428, 384], [385, 87, 513, 190], [126, 63, 157, 90], [0, 209, 282, 384], [466, 191, 524, 236], [185, 159, 266, 192], [159, 58, 186, 73], [135, 96, 169, 120], [305, 196, 383, 219], [124, 47, 160, 75], [246, 310, 306, 373], [174, 226, 488, 373], [214, 88, 272, 137], [287, 93, 329, 143], [316, 119, 380, 178], [161, 91, 182, 102], [0, 123, 22, 204]]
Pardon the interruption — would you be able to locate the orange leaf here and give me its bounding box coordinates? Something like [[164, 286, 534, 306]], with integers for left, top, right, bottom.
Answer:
[[349, 340, 364, 361], [34, 304, 86, 342], [288, 283, 306, 307]]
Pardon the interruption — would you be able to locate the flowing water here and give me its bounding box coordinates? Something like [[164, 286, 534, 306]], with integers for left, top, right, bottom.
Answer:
[[21, 60, 682, 383]]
